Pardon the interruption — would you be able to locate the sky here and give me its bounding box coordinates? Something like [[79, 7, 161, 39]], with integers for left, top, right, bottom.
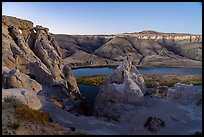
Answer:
[[2, 2, 202, 35]]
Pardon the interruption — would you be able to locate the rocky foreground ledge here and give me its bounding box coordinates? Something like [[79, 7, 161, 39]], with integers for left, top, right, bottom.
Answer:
[[39, 61, 202, 135], [92, 60, 202, 134]]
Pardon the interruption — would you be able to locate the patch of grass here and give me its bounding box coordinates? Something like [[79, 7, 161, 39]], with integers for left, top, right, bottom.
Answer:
[[76, 75, 109, 86], [74, 131, 88, 135], [12, 121, 20, 129], [76, 74, 202, 88], [144, 74, 202, 88], [15, 105, 52, 124], [72, 65, 117, 69]]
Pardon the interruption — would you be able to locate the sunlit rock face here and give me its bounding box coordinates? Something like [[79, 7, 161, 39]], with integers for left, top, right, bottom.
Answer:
[[167, 83, 202, 105], [2, 15, 92, 115], [2, 15, 82, 96], [94, 60, 146, 119], [2, 88, 42, 110]]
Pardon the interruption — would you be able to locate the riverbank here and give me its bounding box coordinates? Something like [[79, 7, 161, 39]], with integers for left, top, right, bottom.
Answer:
[[71, 64, 202, 69], [76, 74, 202, 88]]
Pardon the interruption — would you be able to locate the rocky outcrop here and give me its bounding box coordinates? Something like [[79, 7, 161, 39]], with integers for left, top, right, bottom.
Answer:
[[2, 88, 42, 110], [2, 15, 76, 94], [3, 19, 54, 86], [33, 25, 64, 83], [2, 68, 42, 92], [167, 83, 202, 105], [152, 82, 168, 97], [63, 65, 81, 99], [2, 15, 91, 114], [94, 60, 146, 119]]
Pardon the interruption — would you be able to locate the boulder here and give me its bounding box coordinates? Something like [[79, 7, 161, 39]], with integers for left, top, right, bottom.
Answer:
[[2, 88, 42, 110], [94, 60, 146, 119], [167, 83, 202, 105], [124, 77, 145, 105], [144, 117, 165, 132], [3, 69, 42, 92]]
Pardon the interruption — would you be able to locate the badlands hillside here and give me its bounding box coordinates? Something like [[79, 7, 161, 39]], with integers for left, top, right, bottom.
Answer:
[[53, 30, 202, 68]]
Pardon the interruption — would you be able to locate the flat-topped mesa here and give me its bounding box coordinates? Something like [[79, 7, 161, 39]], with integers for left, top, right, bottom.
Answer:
[[64, 30, 202, 42], [94, 60, 146, 119], [122, 31, 202, 42]]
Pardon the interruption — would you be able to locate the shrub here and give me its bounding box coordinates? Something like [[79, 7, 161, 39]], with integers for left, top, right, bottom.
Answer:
[[15, 105, 52, 123], [12, 121, 20, 129]]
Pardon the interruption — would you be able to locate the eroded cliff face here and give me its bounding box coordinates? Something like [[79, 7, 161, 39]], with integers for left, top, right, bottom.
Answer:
[[53, 30, 202, 68], [2, 15, 91, 115]]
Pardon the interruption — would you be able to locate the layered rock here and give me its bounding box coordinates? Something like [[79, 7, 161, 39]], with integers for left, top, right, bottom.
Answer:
[[2, 15, 91, 114], [53, 30, 202, 68], [167, 83, 202, 105], [2, 15, 78, 94], [94, 60, 146, 119], [3, 19, 54, 86]]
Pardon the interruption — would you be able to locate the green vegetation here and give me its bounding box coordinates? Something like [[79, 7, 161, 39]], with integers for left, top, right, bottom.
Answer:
[[3, 96, 53, 124], [76, 75, 109, 86], [2, 97, 87, 135], [76, 74, 202, 88], [72, 65, 117, 69], [144, 74, 202, 88], [12, 121, 20, 129], [15, 105, 52, 123]]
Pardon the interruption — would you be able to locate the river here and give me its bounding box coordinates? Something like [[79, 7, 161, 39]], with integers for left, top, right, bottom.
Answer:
[[73, 67, 202, 103]]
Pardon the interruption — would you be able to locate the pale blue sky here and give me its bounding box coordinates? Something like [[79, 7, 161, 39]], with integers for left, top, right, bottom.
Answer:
[[2, 2, 202, 35]]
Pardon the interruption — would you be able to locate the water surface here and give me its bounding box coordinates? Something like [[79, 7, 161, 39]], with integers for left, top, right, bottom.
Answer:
[[78, 84, 100, 104], [74, 67, 202, 103], [73, 67, 202, 77]]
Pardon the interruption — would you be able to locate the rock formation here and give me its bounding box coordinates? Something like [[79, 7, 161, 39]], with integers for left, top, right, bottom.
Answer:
[[94, 60, 146, 119], [152, 82, 168, 97], [2, 15, 91, 115], [167, 83, 202, 105], [2, 67, 42, 92], [2, 88, 42, 110]]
